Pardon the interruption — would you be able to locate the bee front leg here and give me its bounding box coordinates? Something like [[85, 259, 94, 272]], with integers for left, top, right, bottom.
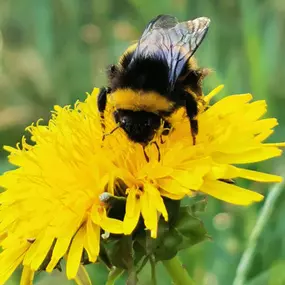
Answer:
[[97, 87, 111, 140], [185, 93, 198, 145], [190, 118, 198, 145], [142, 146, 150, 163]]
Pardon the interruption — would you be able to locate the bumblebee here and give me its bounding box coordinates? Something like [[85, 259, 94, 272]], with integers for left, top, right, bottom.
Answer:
[[97, 15, 210, 147]]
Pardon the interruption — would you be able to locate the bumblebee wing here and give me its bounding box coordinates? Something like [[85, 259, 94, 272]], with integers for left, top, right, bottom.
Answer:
[[140, 14, 179, 35], [169, 17, 210, 85], [132, 15, 179, 59], [132, 15, 210, 87]]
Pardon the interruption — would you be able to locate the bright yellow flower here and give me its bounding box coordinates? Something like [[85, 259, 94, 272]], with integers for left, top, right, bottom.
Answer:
[[0, 101, 124, 284], [97, 85, 284, 237], [0, 85, 283, 284]]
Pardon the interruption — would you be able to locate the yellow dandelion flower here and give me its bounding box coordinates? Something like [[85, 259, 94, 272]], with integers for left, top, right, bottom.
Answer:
[[89, 85, 284, 238], [0, 100, 124, 284], [0, 85, 284, 284]]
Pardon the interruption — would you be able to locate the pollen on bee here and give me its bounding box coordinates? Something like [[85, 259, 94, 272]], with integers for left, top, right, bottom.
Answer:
[[99, 192, 112, 203]]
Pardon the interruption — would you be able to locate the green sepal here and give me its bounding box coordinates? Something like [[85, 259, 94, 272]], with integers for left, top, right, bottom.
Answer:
[[154, 225, 182, 261], [101, 236, 139, 284], [183, 195, 208, 213], [102, 236, 134, 270], [162, 198, 181, 226], [174, 205, 209, 252]]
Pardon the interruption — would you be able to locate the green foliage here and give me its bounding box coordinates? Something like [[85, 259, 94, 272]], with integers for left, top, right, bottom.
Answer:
[[100, 197, 207, 283], [0, 0, 285, 284]]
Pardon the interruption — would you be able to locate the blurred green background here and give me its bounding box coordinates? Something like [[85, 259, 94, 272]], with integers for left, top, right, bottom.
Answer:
[[1, 0, 285, 284]]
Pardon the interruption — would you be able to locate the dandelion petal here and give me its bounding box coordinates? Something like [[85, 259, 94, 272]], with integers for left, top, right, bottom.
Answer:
[[140, 191, 158, 238], [235, 167, 282, 183], [124, 189, 141, 235], [20, 266, 35, 285], [66, 227, 85, 280], [0, 242, 30, 285], [46, 236, 72, 273], [213, 147, 282, 164], [100, 215, 124, 234], [200, 180, 264, 205], [85, 219, 100, 262]]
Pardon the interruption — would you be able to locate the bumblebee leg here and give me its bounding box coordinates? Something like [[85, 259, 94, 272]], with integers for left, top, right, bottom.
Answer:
[[190, 119, 198, 145], [160, 120, 171, 144], [143, 143, 160, 162], [142, 146, 150, 163], [97, 87, 111, 140], [153, 141, 161, 161], [185, 93, 199, 145]]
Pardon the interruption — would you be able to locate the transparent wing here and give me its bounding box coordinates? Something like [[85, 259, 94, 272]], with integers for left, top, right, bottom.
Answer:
[[140, 14, 179, 35], [131, 15, 210, 88]]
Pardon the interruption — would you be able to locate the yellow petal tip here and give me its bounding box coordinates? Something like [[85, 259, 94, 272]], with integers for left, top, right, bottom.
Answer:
[[205, 84, 225, 102]]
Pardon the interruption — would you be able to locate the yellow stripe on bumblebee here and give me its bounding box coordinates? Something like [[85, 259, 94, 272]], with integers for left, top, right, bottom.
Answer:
[[109, 88, 174, 112], [119, 43, 138, 66]]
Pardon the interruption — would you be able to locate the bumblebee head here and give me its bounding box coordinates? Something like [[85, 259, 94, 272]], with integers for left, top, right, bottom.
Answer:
[[114, 109, 161, 144]]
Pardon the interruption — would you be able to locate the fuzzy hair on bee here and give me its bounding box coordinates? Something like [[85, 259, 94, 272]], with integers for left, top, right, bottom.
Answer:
[[97, 14, 211, 158]]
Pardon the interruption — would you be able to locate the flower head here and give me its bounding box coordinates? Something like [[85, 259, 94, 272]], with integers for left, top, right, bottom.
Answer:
[[100, 85, 284, 237], [0, 100, 124, 283], [0, 85, 283, 283]]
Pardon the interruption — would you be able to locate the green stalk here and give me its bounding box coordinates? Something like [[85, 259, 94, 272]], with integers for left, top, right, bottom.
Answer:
[[162, 256, 195, 285], [233, 181, 285, 285], [150, 256, 157, 285], [105, 267, 124, 285]]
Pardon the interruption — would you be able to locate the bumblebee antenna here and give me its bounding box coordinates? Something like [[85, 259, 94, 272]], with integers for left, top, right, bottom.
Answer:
[[102, 125, 120, 141]]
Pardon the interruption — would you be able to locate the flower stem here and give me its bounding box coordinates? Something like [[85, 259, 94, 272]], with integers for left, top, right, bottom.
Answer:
[[162, 256, 195, 285], [150, 256, 157, 285], [233, 181, 285, 285], [105, 267, 124, 285]]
